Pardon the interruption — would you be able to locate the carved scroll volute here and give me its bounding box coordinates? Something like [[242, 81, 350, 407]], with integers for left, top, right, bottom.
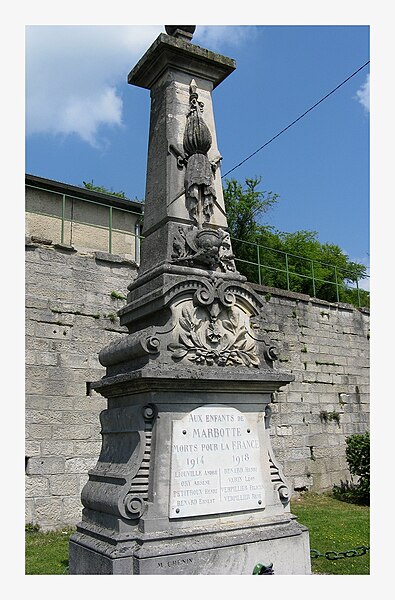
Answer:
[[264, 405, 291, 506], [99, 333, 160, 367], [81, 404, 157, 520]]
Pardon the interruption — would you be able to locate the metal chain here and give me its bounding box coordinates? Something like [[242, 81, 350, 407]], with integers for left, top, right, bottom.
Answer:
[[253, 546, 369, 574], [310, 545, 369, 560]]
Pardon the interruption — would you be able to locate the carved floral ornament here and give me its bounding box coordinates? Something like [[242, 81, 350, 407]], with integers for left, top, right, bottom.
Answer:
[[168, 278, 262, 368], [100, 278, 278, 370], [168, 303, 259, 367]]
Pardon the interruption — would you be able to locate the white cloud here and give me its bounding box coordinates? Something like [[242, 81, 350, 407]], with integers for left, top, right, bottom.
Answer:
[[195, 25, 258, 50], [355, 73, 370, 113], [26, 25, 250, 148], [26, 26, 162, 148], [57, 87, 123, 148]]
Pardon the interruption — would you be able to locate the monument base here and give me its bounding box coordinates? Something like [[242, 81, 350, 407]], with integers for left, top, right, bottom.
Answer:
[[69, 515, 310, 575], [68, 373, 311, 575]]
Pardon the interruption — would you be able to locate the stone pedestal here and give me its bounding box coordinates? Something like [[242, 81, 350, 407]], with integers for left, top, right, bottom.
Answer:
[[69, 371, 310, 575], [69, 27, 311, 575]]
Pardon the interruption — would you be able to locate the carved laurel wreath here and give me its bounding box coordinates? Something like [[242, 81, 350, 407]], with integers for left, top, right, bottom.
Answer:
[[168, 304, 260, 367]]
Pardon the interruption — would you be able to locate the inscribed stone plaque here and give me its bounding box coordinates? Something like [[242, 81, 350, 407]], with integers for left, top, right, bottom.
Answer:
[[169, 405, 265, 518]]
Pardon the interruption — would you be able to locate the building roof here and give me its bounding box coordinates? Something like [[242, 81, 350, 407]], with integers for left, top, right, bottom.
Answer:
[[26, 173, 144, 214]]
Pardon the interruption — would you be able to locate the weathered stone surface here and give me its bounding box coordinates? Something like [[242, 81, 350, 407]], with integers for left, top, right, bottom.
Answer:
[[128, 32, 235, 90], [69, 382, 309, 573], [25, 241, 139, 529], [70, 519, 310, 574], [127, 35, 233, 284], [34, 498, 63, 525], [50, 475, 79, 496], [25, 242, 369, 530], [26, 476, 49, 497], [26, 457, 65, 476]]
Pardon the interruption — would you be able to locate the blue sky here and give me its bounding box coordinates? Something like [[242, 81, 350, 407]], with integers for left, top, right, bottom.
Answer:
[[25, 24, 370, 278]]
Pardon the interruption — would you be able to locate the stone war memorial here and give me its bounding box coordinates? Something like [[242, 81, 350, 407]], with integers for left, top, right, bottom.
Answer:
[[68, 26, 312, 575]]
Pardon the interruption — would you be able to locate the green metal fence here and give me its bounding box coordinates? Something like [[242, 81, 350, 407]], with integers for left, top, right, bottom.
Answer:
[[26, 184, 369, 308], [231, 236, 369, 308], [26, 184, 143, 258]]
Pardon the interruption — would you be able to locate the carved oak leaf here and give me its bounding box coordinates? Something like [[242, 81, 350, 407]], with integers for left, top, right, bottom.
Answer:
[[233, 326, 249, 346], [190, 329, 205, 348], [179, 306, 201, 333], [240, 351, 260, 367], [229, 308, 239, 328], [245, 339, 257, 351], [168, 344, 190, 359], [179, 316, 192, 332], [248, 353, 260, 366], [222, 319, 236, 333], [218, 333, 230, 351], [229, 354, 243, 365], [237, 339, 248, 351], [179, 331, 195, 349], [181, 305, 200, 329]]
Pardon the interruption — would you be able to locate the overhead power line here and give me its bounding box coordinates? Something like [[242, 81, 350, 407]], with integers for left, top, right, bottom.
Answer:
[[221, 60, 370, 179]]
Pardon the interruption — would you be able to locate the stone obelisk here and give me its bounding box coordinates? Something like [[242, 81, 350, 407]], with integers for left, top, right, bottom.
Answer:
[[69, 26, 311, 575]]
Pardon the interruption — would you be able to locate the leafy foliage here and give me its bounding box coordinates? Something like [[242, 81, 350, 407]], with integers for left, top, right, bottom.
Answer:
[[333, 432, 370, 505], [82, 180, 128, 199], [224, 177, 279, 245], [346, 431, 370, 480], [223, 177, 369, 307]]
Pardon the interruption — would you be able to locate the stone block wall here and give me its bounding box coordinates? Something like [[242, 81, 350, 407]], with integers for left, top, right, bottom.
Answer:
[[25, 241, 369, 530], [25, 240, 138, 529], [250, 284, 369, 493]]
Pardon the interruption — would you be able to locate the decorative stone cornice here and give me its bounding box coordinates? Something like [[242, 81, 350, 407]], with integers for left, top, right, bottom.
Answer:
[[128, 33, 236, 90]]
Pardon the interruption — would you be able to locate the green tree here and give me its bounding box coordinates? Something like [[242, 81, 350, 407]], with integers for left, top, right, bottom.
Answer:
[[223, 177, 369, 307], [223, 177, 279, 283], [82, 180, 128, 199]]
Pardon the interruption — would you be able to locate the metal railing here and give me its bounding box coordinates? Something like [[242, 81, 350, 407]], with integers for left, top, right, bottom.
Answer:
[[231, 236, 369, 308], [26, 184, 369, 307], [26, 184, 143, 259]]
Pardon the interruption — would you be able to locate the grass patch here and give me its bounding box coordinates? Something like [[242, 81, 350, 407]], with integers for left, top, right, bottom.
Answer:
[[291, 492, 370, 575], [25, 527, 75, 575], [25, 493, 369, 575]]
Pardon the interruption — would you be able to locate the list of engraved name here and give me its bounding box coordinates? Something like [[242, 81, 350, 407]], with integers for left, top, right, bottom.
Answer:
[[169, 407, 265, 518]]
